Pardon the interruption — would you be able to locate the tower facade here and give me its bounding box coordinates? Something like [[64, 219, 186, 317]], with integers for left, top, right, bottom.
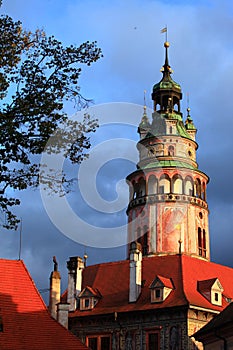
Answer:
[[127, 42, 210, 260]]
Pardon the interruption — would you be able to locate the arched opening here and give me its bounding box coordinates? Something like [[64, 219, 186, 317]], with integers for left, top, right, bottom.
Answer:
[[129, 180, 134, 201], [162, 95, 170, 111], [148, 175, 157, 195], [133, 183, 139, 199], [172, 174, 183, 194], [184, 176, 194, 196], [159, 174, 170, 194], [173, 96, 180, 112], [202, 182, 206, 201], [195, 178, 202, 198], [138, 177, 146, 197]]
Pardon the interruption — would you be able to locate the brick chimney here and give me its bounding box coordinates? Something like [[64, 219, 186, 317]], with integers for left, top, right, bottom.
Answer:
[[49, 256, 61, 319], [67, 256, 84, 311], [129, 242, 142, 303]]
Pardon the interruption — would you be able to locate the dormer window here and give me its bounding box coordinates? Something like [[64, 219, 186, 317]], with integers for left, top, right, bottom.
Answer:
[[156, 289, 161, 299], [78, 286, 101, 311], [150, 275, 173, 303], [84, 298, 90, 308], [198, 278, 224, 306]]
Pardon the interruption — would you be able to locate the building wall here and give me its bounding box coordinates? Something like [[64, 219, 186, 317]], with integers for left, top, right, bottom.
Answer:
[[69, 307, 211, 350]]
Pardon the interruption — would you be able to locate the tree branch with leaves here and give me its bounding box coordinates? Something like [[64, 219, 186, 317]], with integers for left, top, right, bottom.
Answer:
[[0, 13, 102, 229]]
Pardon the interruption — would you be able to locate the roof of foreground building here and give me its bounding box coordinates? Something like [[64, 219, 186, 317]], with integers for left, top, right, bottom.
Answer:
[[0, 259, 88, 350]]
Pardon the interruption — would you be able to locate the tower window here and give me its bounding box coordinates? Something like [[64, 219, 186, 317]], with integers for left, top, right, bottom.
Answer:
[[169, 126, 173, 134], [168, 145, 175, 156], [198, 227, 207, 258]]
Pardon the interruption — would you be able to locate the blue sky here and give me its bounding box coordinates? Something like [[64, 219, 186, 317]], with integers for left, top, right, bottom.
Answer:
[[1, 0, 233, 299]]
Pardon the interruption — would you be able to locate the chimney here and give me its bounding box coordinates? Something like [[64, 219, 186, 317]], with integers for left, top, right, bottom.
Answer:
[[49, 256, 61, 319], [129, 242, 142, 303], [57, 302, 70, 329], [67, 256, 84, 311]]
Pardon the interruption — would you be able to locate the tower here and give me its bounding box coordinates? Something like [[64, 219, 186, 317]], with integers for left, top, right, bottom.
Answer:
[[127, 41, 210, 260]]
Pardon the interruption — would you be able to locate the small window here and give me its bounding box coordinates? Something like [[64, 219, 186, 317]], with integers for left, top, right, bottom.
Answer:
[[101, 337, 110, 350], [215, 293, 219, 302], [88, 337, 97, 350], [169, 126, 173, 134], [87, 335, 111, 350], [156, 289, 161, 298], [85, 298, 90, 308], [168, 145, 175, 156]]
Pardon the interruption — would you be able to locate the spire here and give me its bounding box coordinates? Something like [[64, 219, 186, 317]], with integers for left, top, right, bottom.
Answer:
[[162, 41, 172, 77], [185, 107, 196, 130], [152, 40, 182, 116], [138, 90, 151, 139]]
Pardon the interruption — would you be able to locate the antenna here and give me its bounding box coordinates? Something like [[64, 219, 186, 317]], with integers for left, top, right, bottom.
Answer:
[[18, 218, 22, 260]]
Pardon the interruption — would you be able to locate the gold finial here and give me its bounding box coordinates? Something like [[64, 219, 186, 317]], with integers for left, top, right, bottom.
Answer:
[[164, 41, 170, 48]]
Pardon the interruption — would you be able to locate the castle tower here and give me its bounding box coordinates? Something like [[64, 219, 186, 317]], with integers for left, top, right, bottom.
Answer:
[[127, 42, 210, 260]]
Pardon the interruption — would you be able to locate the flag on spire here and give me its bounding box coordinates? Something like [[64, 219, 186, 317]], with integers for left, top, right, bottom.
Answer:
[[160, 27, 167, 33]]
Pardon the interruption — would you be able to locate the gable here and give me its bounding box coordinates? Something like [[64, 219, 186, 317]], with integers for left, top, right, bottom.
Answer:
[[150, 275, 173, 289], [78, 286, 101, 299]]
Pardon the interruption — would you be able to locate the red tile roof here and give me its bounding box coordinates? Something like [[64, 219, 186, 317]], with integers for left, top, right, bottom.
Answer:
[[68, 254, 233, 318], [0, 259, 88, 350]]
